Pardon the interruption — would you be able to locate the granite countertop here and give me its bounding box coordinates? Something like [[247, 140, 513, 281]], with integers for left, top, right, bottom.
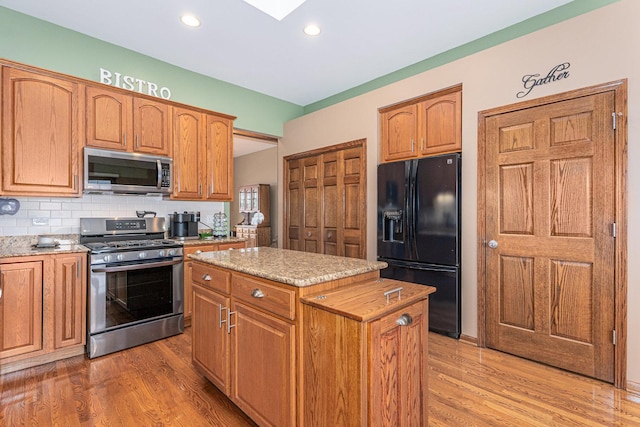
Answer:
[[189, 246, 388, 287], [0, 235, 89, 258], [177, 237, 247, 247]]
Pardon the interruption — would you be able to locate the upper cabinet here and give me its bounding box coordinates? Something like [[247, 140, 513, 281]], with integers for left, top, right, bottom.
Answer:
[[380, 86, 461, 162], [171, 107, 234, 201], [86, 86, 170, 156], [0, 59, 236, 199], [1, 67, 81, 196]]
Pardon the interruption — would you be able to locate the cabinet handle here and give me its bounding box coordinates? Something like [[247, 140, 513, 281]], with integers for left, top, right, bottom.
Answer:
[[421, 137, 425, 151], [227, 309, 236, 334], [123, 132, 127, 147], [0, 274, 3, 301], [251, 288, 265, 299], [219, 304, 227, 329], [199, 184, 202, 196], [195, 250, 202, 255], [411, 139, 415, 152], [396, 314, 413, 326], [74, 174, 78, 190], [383, 287, 403, 303], [136, 134, 140, 148], [202, 274, 211, 281]]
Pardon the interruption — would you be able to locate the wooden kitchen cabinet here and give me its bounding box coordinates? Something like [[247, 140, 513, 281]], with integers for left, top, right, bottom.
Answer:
[[235, 225, 271, 248], [301, 279, 435, 427], [1, 66, 81, 196], [380, 85, 462, 162], [0, 260, 44, 359], [183, 241, 246, 325], [53, 254, 87, 349], [172, 107, 235, 201], [0, 253, 87, 374], [85, 85, 170, 156]]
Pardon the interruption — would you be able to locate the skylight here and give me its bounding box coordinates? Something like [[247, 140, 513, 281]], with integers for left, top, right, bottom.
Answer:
[[243, 0, 307, 21]]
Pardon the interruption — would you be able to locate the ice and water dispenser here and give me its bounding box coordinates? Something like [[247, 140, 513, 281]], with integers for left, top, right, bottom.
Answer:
[[382, 209, 404, 242]]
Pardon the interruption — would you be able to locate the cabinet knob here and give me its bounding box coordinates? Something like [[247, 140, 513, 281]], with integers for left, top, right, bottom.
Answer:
[[396, 314, 413, 326], [195, 250, 202, 254], [251, 288, 265, 299], [307, 232, 312, 237], [202, 274, 212, 281], [327, 232, 332, 238]]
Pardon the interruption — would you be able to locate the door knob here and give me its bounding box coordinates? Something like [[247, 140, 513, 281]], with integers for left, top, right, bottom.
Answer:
[[488, 240, 498, 249]]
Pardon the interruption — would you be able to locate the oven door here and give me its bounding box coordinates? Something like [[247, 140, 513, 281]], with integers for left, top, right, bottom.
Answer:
[[89, 257, 183, 335]]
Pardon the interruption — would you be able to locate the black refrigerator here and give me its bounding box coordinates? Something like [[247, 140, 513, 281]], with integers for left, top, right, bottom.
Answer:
[[377, 153, 461, 338]]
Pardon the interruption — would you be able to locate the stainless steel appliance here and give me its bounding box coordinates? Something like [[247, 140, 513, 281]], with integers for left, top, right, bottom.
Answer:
[[377, 153, 461, 338], [81, 217, 184, 358], [168, 211, 199, 239], [84, 147, 172, 195]]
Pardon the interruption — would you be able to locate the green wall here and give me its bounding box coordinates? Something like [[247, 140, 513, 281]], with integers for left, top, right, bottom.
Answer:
[[0, 6, 303, 137]]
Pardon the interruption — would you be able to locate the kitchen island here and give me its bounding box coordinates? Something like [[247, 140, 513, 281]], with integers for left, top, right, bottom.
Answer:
[[189, 247, 433, 426]]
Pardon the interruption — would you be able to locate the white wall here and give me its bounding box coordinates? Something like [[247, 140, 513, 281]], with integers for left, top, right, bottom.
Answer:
[[279, 0, 640, 385], [0, 194, 226, 237]]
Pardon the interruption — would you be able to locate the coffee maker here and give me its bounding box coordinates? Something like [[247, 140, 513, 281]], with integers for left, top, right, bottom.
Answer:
[[168, 211, 199, 239]]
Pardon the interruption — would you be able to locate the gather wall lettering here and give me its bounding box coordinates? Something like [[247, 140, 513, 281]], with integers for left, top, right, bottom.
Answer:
[[517, 62, 570, 98], [99, 68, 172, 99]]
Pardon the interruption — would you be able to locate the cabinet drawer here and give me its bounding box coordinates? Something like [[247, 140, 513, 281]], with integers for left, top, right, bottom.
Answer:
[[217, 242, 246, 250], [185, 245, 215, 256], [192, 264, 231, 294], [232, 275, 295, 320]]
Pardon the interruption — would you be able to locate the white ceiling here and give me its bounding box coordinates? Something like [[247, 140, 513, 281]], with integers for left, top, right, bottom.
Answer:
[[0, 0, 573, 107]]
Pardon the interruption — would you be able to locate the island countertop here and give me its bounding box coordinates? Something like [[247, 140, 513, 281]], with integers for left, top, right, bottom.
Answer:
[[189, 246, 387, 287]]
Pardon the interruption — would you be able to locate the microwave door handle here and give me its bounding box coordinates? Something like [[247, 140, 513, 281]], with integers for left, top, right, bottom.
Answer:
[[157, 160, 162, 190]]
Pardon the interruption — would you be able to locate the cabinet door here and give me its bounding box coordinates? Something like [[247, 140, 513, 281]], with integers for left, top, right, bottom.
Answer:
[[369, 300, 429, 427], [285, 159, 303, 251], [0, 261, 43, 359], [172, 107, 204, 199], [85, 85, 133, 151], [301, 156, 321, 254], [239, 187, 246, 211], [418, 90, 461, 155], [133, 97, 170, 156], [231, 301, 295, 427], [1, 67, 80, 196], [204, 114, 233, 201], [53, 255, 86, 349], [380, 104, 418, 162], [192, 283, 231, 395]]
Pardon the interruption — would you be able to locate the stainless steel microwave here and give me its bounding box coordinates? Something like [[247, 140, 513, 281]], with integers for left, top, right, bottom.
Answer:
[[84, 147, 172, 195]]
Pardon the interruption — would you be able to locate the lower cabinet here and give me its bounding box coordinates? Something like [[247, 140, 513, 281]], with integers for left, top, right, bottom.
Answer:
[[301, 279, 435, 427], [183, 241, 246, 326], [0, 253, 87, 374], [190, 261, 383, 427]]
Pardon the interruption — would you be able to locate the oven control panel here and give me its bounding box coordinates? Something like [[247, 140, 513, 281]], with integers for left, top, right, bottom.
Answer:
[[106, 219, 147, 231]]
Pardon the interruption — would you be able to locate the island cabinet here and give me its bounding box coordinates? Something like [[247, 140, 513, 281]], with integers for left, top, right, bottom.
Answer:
[[189, 248, 385, 427], [380, 85, 462, 162], [1, 66, 81, 196], [183, 240, 246, 325], [171, 106, 235, 201], [301, 279, 435, 427], [0, 253, 87, 374], [85, 85, 171, 156]]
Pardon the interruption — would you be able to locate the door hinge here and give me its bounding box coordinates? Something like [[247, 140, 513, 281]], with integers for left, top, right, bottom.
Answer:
[[613, 330, 617, 346], [612, 222, 617, 238]]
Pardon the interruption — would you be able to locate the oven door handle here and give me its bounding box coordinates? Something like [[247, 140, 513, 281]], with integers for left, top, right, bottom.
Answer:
[[91, 258, 183, 273]]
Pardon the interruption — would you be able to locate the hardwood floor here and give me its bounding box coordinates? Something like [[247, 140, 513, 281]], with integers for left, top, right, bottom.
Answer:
[[1, 329, 639, 426]]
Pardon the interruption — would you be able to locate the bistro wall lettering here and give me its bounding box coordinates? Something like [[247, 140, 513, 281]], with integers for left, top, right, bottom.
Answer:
[[99, 68, 172, 100], [517, 62, 570, 98]]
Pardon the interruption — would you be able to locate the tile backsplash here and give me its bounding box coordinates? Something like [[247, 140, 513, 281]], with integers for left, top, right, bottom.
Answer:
[[0, 194, 227, 236]]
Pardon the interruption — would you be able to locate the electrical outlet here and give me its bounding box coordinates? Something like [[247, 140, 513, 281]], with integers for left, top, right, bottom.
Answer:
[[32, 217, 49, 226]]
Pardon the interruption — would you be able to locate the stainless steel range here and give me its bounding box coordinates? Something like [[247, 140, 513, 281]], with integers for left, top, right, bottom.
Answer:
[[80, 217, 184, 358]]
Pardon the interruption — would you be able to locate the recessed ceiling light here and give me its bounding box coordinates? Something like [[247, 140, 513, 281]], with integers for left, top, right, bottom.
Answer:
[[304, 24, 321, 36], [180, 14, 201, 28]]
